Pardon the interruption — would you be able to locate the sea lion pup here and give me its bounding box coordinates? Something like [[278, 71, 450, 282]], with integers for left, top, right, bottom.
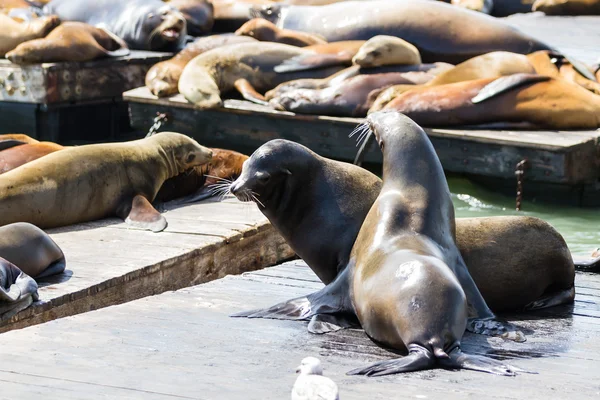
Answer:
[[345, 112, 525, 377], [532, 0, 600, 14], [145, 34, 257, 98], [0, 141, 64, 174], [0, 132, 212, 232], [0, 14, 59, 56], [178, 41, 345, 108], [235, 18, 327, 47], [155, 148, 249, 205], [381, 73, 600, 129], [167, 0, 214, 36], [44, 0, 187, 51], [6, 21, 129, 64], [0, 257, 39, 322], [0, 223, 65, 279]]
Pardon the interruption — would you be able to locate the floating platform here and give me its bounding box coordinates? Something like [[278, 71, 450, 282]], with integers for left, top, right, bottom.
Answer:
[[0, 51, 171, 142], [124, 88, 600, 206], [0, 259, 597, 399], [0, 197, 293, 333]]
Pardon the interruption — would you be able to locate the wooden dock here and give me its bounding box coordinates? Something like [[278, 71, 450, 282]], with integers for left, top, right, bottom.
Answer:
[[0, 259, 597, 399], [0, 197, 294, 333]]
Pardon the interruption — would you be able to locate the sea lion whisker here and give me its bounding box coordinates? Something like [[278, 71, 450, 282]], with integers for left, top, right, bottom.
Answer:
[[204, 174, 233, 183], [251, 193, 265, 208]]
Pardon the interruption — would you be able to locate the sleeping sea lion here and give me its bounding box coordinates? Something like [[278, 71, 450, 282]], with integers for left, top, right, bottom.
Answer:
[[0, 14, 59, 56], [235, 18, 327, 47], [6, 21, 129, 64], [0, 132, 212, 232], [44, 0, 187, 51]]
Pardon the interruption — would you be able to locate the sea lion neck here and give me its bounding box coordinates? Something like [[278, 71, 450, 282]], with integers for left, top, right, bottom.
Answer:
[[152, 142, 180, 180]]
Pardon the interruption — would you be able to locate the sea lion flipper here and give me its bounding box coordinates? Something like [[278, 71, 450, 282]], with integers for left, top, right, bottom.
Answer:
[[466, 317, 526, 342], [33, 257, 67, 280], [121, 195, 168, 233], [0, 139, 28, 152], [234, 79, 269, 106], [307, 313, 359, 334], [523, 287, 575, 311], [471, 73, 551, 104], [438, 348, 533, 376], [274, 53, 351, 73], [97, 27, 131, 58], [346, 346, 435, 376]]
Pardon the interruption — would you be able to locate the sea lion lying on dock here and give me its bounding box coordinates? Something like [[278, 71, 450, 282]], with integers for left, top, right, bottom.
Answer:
[[0, 14, 59, 56], [0, 132, 212, 232], [6, 21, 129, 64], [0, 256, 38, 322]]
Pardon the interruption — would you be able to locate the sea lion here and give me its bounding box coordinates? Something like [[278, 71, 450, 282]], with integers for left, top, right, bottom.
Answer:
[[0, 14, 59, 56], [351, 35, 421, 67], [0, 256, 38, 322], [273, 40, 365, 73], [146, 34, 257, 98], [0, 222, 65, 279], [229, 139, 574, 335], [532, 0, 600, 14], [0, 132, 213, 232], [6, 21, 130, 64], [382, 73, 600, 129], [235, 18, 327, 47], [155, 148, 248, 205], [346, 110, 524, 377], [167, 0, 214, 35], [43, 0, 187, 51], [179, 41, 345, 108], [0, 141, 64, 174]]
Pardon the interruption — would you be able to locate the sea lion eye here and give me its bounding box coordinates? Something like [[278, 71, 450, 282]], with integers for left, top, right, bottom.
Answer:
[[256, 173, 270, 184], [186, 154, 196, 163]]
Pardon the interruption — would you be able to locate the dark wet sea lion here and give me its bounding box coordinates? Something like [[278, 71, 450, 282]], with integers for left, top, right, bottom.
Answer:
[[6, 21, 129, 64], [167, 0, 214, 35], [0, 132, 212, 232], [532, 0, 600, 14], [235, 18, 327, 47], [145, 34, 257, 98], [382, 73, 600, 129], [44, 0, 187, 51], [346, 110, 524, 377], [229, 139, 574, 334], [0, 141, 64, 174], [0, 14, 59, 56], [0, 222, 65, 279], [0, 256, 38, 322]]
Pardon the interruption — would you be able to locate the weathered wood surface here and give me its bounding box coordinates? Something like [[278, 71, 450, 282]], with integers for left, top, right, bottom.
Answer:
[[0, 196, 294, 333], [124, 88, 600, 188], [0, 259, 598, 399], [0, 51, 171, 104]]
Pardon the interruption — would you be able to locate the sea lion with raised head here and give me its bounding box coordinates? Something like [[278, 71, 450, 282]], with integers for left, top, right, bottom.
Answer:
[[0, 14, 59, 56], [0, 132, 212, 232], [167, 0, 214, 35], [0, 141, 64, 174], [44, 0, 187, 51], [146, 34, 257, 98], [346, 111, 525, 377], [235, 18, 326, 47], [0, 223, 65, 279], [6, 21, 129, 64]]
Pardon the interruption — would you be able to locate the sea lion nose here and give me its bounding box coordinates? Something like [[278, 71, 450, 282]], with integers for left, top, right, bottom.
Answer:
[[229, 181, 240, 195]]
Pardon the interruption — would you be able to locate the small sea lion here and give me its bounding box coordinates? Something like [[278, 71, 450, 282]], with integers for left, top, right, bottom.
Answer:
[[179, 41, 345, 108], [44, 0, 187, 51], [0, 222, 66, 279], [235, 18, 327, 47], [382, 73, 600, 129], [6, 21, 129, 64], [352, 35, 421, 67], [167, 0, 214, 36], [346, 110, 524, 376], [532, 0, 600, 14], [0, 256, 38, 322], [0, 132, 213, 232], [0, 141, 64, 174], [0, 14, 59, 56], [145, 34, 257, 98]]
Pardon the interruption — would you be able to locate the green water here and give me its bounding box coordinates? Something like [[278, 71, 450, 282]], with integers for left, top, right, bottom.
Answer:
[[448, 176, 600, 256]]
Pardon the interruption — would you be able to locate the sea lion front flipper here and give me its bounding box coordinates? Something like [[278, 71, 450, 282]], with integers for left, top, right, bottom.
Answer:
[[307, 313, 359, 334], [274, 53, 352, 73], [524, 287, 576, 310], [471, 73, 551, 104], [0, 139, 28, 152], [234, 79, 270, 106], [119, 194, 168, 233]]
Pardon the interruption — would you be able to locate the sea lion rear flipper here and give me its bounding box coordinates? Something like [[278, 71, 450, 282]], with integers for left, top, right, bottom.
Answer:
[[234, 79, 270, 106], [471, 73, 551, 104], [346, 346, 435, 376], [33, 257, 67, 280], [274, 53, 352, 73], [524, 287, 575, 310], [0, 139, 28, 152], [438, 348, 533, 376], [119, 194, 168, 233]]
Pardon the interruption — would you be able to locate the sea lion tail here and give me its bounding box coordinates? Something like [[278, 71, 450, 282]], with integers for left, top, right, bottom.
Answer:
[[346, 345, 436, 377], [438, 348, 533, 376]]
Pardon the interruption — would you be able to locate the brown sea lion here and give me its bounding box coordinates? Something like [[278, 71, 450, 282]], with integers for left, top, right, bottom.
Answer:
[[167, 0, 214, 35], [351, 35, 421, 67], [533, 0, 600, 14], [383, 73, 600, 129], [146, 34, 257, 98], [0, 141, 64, 174], [346, 110, 524, 376], [156, 148, 249, 205], [0, 132, 212, 232], [235, 18, 326, 47], [0, 222, 66, 279], [6, 21, 129, 64], [0, 256, 38, 322], [0, 14, 59, 56], [179, 41, 345, 108], [229, 139, 574, 336]]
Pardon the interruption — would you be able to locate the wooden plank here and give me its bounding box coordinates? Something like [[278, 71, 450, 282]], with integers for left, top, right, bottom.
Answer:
[[0, 260, 597, 399], [0, 198, 294, 333]]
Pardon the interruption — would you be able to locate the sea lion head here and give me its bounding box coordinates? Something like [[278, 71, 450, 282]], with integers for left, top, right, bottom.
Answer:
[[144, 5, 187, 51], [170, 0, 214, 36], [249, 3, 284, 24], [148, 132, 213, 175], [352, 35, 421, 68], [203, 149, 249, 186], [357, 110, 417, 153], [235, 18, 277, 41]]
